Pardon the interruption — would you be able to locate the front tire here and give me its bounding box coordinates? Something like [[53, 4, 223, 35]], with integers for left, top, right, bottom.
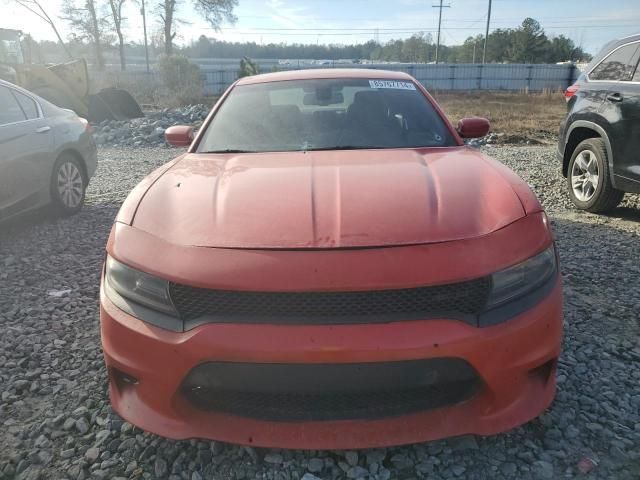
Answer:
[[50, 154, 86, 216], [567, 138, 623, 213]]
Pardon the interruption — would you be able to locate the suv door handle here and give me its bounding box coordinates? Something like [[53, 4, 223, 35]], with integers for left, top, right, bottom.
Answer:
[[35, 126, 51, 133], [606, 92, 623, 103]]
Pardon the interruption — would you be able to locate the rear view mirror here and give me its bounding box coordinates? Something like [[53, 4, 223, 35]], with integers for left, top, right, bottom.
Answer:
[[165, 125, 194, 147], [457, 117, 490, 138], [303, 91, 344, 106]]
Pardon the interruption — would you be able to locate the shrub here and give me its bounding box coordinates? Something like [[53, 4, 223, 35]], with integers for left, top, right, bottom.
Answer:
[[158, 54, 204, 106], [238, 56, 259, 78]]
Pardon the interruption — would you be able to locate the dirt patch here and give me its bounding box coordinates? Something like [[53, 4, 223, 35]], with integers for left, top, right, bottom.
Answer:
[[433, 90, 567, 145]]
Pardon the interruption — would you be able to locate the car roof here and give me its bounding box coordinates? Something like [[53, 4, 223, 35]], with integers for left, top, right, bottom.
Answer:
[[236, 68, 415, 86]]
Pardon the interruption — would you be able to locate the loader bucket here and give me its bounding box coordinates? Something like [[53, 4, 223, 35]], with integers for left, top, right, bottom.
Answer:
[[88, 87, 144, 123]]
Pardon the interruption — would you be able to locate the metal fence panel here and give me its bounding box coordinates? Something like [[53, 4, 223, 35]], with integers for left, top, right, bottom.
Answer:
[[95, 62, 579, 96]]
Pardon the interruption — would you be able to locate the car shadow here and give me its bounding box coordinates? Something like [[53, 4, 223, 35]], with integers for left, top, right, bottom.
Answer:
[[0, 203, 120, 243], [602, 205, 640, 223]]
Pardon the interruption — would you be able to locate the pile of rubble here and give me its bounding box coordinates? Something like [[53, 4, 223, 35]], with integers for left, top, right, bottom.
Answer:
[[91, 105, 210, 147]]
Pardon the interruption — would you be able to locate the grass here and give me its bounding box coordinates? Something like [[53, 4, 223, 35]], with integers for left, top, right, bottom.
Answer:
[[433, 90, 567, 144]]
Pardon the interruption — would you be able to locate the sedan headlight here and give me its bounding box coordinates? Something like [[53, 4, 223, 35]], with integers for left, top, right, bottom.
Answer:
[[486, 246, 557, 310], [105, 256, 178, 317]]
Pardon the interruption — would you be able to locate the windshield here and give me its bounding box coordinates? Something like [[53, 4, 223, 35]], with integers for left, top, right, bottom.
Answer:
[[197, 78, 456, 153]]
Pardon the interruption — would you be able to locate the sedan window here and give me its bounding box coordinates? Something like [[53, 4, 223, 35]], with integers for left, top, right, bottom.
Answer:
[[590, 43, 640, 81], [12, 90, 39, 120], [197, 78, 456, 153], [0, 86, 27, 125]]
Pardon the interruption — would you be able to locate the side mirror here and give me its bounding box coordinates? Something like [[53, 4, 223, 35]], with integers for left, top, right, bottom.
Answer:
[[165, 125, 194, 147], [457, 117, 490, 139]]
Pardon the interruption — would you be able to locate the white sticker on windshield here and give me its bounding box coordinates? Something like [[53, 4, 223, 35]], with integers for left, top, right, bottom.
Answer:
[[369, 80, 416, 90]]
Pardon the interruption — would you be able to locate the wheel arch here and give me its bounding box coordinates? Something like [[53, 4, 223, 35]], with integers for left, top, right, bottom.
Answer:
[[562, 121, 615, 187], [55, 148, 88, 182]]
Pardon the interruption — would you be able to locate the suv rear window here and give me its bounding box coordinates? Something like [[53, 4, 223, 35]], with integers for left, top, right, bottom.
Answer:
[[197, 78, 456, 153], [590, 43, 640, 81]]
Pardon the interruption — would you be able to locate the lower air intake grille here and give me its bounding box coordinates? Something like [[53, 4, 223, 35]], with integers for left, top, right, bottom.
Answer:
[[181, 359, 482, 421]]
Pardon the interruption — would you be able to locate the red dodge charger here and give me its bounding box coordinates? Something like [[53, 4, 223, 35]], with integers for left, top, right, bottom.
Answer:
[[100, 69, 562, 449]]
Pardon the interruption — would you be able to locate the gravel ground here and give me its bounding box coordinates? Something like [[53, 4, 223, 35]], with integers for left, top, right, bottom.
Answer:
[[1, 145, 640, 480]]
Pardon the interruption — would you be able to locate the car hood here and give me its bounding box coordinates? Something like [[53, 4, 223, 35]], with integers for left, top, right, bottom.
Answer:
[[132, 147, 526, 249]]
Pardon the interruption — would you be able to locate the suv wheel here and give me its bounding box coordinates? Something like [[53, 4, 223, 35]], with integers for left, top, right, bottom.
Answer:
[[50, 153, 87, 216], [567, 138, 623, 213]]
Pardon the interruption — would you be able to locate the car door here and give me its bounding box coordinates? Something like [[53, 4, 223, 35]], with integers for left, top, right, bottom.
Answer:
[[589, 41, 640, 186], [617, 57, 640, 186], [0, 85, 52, 219]]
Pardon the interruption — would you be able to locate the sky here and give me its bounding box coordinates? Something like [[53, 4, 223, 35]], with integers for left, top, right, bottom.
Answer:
[[2, 0, 640, 54]]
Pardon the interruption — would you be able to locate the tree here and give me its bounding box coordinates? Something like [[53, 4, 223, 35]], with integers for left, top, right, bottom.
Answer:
[[13, 0, 72, 59], [507, 18, 547, 63], [62, 0, 112, 70], [108, 0, 127, 70], [157, 0, 237, 55]]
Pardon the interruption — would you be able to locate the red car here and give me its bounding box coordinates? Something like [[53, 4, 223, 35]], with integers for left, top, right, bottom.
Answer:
[[100, 69, 562, 449]]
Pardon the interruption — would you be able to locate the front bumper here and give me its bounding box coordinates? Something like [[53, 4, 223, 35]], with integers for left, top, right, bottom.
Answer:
[[100, 277, 562, 449]]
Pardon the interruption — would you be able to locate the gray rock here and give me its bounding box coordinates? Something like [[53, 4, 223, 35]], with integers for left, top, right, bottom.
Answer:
[[345, 451, 358, 466], [300, 475, 323, 480], [155, 457, 168, 477], [84, 447, 100, 463], [500, 462, 517, 476], [346, 466, 369, 479], [451, 465, 466, 477], [264, 453, 284, 464], [308, 458, 324, 473], [60, 448, 75, 459], [532, 460, 554, 479], [75, 418, 90, 434]]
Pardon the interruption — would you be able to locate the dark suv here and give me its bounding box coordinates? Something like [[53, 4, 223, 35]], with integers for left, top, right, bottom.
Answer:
[[558, 34, 640, 212]]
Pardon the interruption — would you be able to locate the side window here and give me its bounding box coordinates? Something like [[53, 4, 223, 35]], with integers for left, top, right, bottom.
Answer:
[[12, 90, 39, 119], [590, 43, 640, 81], [0, 86, 27, 125]]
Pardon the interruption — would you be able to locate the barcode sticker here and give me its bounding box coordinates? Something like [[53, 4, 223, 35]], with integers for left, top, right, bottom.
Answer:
[[369, 80, 416, 90]]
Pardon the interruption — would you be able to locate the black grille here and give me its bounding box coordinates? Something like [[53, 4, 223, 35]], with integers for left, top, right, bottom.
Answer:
[[181, 359, 481, 422], [184, 382, 480, 421], [169, 277, 491, 324]]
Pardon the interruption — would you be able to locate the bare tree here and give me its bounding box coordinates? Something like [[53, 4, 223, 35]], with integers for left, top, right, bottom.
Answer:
[[62, 0, 111, 70], [108, 0, 127, 70], [157, 0, 237, 55], [13, 0, 72, 59]]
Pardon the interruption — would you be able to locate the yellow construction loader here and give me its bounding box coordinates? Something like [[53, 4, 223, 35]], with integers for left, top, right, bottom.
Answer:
[[0, 28, 143, 123]]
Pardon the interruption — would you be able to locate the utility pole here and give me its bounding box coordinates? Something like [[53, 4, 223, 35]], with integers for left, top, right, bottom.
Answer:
[[141, 0, 150, 73], [482, 0, 492, 64], [432, 1, 450, 64]]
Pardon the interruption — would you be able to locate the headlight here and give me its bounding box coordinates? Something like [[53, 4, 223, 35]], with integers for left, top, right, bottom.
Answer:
[[105, 256, 178, 317], [486, 246, 557, 310]]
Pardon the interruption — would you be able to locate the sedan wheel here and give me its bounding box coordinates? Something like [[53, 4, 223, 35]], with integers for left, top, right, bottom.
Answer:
[[570, 149, 599, 202], [51, 154, 86, 215]]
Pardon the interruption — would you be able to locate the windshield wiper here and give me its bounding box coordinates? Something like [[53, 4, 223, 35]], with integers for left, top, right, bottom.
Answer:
[[304, 145, 373, 151], [201, 149, 258, 154]]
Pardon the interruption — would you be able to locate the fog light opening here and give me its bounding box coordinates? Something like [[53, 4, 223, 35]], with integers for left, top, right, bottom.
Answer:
[[528, 359, 557, 385], [112, 367, 139, 391]]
